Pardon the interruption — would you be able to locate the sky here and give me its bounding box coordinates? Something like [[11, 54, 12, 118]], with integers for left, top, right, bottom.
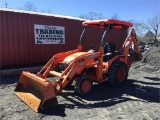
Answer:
[[0, 0, 159, 22]]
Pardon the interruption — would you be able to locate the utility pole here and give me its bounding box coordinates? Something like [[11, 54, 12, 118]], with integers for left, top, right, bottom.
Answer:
[[5, 1, 8, 8]]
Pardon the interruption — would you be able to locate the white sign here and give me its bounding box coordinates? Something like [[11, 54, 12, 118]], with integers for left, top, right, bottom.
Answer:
[[34, 24, 65, 44]]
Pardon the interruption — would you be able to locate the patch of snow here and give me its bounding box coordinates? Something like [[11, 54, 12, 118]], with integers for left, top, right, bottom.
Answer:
[[0, 8, 87, 21]]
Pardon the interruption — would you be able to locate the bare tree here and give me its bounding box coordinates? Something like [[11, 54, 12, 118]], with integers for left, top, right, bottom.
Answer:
[[24, 1, 37, 11], [97, 13, 104, 19], [4, 0, 8, 8], [88, 12, 96, 20], [129, 20, 145, 36], [41, 9, 53, 13], [127, 20, 146, 43], [79, 14, 89, 19], [79, 12, 105, 20], [111, 13, 119, 20], [142, 14, 160, 41]]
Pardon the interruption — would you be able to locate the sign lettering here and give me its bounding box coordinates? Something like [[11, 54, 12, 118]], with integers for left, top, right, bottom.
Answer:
[[34, 24, 65, 44]]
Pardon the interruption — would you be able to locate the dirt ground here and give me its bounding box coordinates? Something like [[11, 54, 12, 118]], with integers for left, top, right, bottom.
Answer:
[[0, 46, 160, 120]]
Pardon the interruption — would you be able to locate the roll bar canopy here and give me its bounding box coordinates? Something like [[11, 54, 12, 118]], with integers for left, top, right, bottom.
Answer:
[[82, 19, 133, 28]]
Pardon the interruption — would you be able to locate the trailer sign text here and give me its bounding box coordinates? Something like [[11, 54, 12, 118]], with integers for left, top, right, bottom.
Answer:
[[34, 24, 65, 44]]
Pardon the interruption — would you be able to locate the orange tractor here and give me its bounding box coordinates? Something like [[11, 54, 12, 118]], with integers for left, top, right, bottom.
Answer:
[[15, 19, 142, 112]]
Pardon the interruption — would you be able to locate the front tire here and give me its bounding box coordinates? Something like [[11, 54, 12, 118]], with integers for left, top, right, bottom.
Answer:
[[108, 61, 128, 86], [75, 76, 93, 95]]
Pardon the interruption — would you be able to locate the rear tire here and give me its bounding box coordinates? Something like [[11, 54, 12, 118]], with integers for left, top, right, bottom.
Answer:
[[108, 61, 128, 86], [75, 76, 93, 95]]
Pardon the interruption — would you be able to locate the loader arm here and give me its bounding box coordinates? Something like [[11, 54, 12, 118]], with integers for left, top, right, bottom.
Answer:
[[38, 45, 82, 78]]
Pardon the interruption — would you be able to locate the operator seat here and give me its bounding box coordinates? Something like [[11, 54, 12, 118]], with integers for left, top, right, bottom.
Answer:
[[103, 42, 116, 61]]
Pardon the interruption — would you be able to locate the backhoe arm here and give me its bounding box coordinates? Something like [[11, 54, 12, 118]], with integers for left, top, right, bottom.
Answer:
[[122, 29, 142, 64]]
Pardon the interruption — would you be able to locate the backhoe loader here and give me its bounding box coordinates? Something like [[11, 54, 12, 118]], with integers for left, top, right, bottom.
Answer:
[[15, 19, 142, 112]]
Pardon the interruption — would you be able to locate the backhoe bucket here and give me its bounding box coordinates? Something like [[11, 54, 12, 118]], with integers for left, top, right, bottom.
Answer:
[[14, 71, 58, 112]]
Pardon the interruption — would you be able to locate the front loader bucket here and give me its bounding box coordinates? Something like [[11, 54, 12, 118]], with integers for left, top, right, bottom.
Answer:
[[14, 71, 58, 112]]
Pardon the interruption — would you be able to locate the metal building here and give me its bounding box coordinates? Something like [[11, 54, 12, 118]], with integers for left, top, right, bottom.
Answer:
[[0, 8, 127, 68]]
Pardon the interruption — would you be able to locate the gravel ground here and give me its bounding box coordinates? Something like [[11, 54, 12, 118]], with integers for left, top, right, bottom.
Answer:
[[0, 47, 160, 120]]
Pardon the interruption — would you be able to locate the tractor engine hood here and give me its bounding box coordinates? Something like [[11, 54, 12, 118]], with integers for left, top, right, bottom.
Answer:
[[63, 52, 93, 64]]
